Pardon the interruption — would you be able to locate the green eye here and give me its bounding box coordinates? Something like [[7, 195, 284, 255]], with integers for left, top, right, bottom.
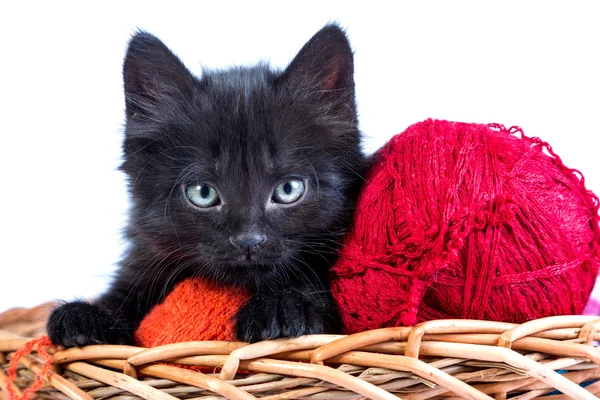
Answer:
[[185, 184, 220, 208], [272, 179, 305, 204]]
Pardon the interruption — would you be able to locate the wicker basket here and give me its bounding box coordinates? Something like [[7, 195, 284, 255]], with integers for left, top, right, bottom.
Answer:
[[1, 304, 600, 400]]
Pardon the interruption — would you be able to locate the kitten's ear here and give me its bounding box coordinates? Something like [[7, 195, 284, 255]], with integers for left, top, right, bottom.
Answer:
[[123, 31, 195, 120], [280, 24, 355, 106]]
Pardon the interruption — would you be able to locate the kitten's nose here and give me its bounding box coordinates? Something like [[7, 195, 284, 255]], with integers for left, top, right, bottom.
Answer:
[[230, 233, 266, 258]]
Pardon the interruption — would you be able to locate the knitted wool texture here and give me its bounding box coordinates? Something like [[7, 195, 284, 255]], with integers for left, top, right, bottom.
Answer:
[[331, 119, 600, 333], [135, 278, 250, 346]]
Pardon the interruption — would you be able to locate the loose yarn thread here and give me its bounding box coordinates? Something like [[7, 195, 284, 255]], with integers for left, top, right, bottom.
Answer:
[[6, 336, 54, 400]]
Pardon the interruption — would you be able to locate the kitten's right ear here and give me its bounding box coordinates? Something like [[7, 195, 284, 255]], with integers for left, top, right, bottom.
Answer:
[[279, 24, 355, 110], [123, 31, 195, 120]]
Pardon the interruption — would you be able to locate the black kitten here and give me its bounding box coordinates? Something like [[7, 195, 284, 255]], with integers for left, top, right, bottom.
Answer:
[[47, 24, 365, 347]]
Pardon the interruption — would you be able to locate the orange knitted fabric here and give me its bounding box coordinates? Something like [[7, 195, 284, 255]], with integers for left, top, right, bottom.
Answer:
[[135, 278, 251, 346]]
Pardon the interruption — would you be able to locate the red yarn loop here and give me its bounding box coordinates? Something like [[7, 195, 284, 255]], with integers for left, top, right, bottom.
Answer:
[[7, 336, 54, 400], [332, 120, 600, 333]]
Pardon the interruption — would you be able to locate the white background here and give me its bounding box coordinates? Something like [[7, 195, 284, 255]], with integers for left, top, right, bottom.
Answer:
[[1, 1, 599, 313]]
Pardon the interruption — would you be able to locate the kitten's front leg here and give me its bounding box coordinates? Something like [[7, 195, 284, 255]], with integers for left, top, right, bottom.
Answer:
[[47, 258, 185, 347], [235, 286, 340, 343], [46, 300, 132, 347]]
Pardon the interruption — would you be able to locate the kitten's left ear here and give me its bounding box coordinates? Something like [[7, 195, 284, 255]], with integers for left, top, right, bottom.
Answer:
[[280, 24, 355, 109], [123, 31, 195, 120]]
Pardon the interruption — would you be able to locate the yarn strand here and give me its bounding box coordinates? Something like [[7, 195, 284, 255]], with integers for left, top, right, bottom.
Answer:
[[6, 336, 54, 400]]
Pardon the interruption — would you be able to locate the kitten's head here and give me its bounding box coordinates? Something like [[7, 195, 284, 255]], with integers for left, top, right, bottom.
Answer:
[[120, 25, 365, 288]]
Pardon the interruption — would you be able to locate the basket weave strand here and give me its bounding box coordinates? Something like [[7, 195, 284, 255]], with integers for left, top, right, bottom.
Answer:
[[2, 313, 600, 399]]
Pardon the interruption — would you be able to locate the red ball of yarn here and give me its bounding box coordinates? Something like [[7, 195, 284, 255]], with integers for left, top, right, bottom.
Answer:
[[331, 120, 600, 333]]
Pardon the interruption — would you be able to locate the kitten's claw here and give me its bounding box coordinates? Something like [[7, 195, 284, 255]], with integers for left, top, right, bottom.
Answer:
[[47, 301, 131, 347], [235, 289, 337, 343]]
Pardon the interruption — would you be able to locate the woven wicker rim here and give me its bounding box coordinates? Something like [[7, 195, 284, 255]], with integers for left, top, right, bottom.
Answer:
[[2, 315, 600, 400]]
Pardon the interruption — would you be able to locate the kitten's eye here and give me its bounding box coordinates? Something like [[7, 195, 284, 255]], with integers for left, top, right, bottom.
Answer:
[[185, 184, 220, 208], [272, 179, 305, 204]]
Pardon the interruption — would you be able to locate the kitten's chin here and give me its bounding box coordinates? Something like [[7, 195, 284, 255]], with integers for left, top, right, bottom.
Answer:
[[229, 259, 273, 271], [203, 261, 281, 289], [232, 259, 261, 268]]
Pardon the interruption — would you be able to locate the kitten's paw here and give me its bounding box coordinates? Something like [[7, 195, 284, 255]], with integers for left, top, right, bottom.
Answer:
[[235, 289, 338, 343], [47, 301, 131, 347]]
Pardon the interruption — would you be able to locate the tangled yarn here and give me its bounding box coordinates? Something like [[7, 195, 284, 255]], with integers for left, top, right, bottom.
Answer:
[[6, 336, 54, 400], [331, 120, 600, 333]]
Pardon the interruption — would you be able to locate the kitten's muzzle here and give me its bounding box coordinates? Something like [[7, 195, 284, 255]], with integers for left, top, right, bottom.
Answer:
[[230, 233, 266, 260]]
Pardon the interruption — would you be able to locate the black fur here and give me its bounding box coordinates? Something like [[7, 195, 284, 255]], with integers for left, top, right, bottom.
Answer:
[[48, 24, 365, 346]]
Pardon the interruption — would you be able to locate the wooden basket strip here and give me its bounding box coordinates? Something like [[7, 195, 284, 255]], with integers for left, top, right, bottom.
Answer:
[[519, 367, 600, 391], [497, 316, 600, 348], [239, 376, 317, 393], [292, 389, 365, 400], [403, 384, 451, 400], [161, 348, 478, 396], [310, 327, 412, 363], [151, 355, 230, 368], [220, 335, 345, 380], [0, 339, 33, 353], [356, 341, 405, 354], [227, 373, 288, 386], [539, 380, 600, 400], [539, 357, 594, 373], [510, 389, 554, 400], [348, 333, 599, 365], [63, 377, 106, 390], [65, 361, 186, 400], [509, 338, 599, 364], [83, 379, 181, 399], [578, 318, 600, 344], [236, 358, 399, 400], [128, 342, 246, 366], [357, 369, 416, 385], [53, 345, 141, 364], [16, 353, 92, 400], [66, 360, 254, 400], [404, 320, 518, 357], [565, 362, 600, 370], [84, 377, 235, 399], [416, 376, 537, 400], [136, 364, 257, 400], [86, 384, 144, 398], [411, 341, 596, 400], [456, 355, 582, 386], [422, 333, 593, 346], [259, 385, 330, 400], [374, 364, 471, 391], [311, 348, 578, 398], [310, 324, 596, 365], [373, 376, 423, 392], [87, 359, 258, 400], [289, 351, 493, 400], [526, 328, 588, 340], [470, 377, 546, 397], [405, 318, 599, 359], [129, 357, 391, 400]]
